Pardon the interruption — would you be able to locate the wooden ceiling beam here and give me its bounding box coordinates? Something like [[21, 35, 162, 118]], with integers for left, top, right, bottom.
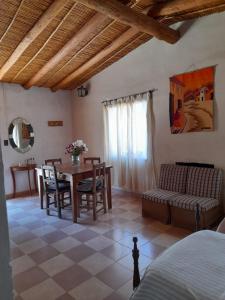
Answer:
[[12, 2, 78, 82], [50, 0, 225, 91], [150, 0, 225, 18], [23, 12, 107, 89], [74, 0, 180, 44], [0, 0, 68, 80], [51, 27, 140, 91], [0, 0, 25, 43], [70, 32, 148, 89], [44, 0, 142, 88]]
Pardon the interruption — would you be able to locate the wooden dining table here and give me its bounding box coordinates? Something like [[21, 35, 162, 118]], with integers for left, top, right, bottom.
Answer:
[[36, 163, 112, 223]]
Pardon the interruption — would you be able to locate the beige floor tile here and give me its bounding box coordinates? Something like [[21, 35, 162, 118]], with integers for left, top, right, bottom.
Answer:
[[117, 253, 152, 272], [11, 231, 37, 245], [8, 207, 24, 215], [118, 235, 149, 249], [42, 216, 59, 224], [18, 216, 39, 225], [139, 242, 166, 259], [147, 221, 171, 232], [116, 279, 133, 299], [101, 243, 130, 261], [166, 226, 191, 238], [97, 262, 132, 290], [69, 277, 113, 300], [9, 226, 28, 238], [8, 190, 190, 300], [39, 254, 74, 276], [61, 224, 86, 235], [151, 233, 180, 247], [52, 237, 81, 252], [11, 255, 36, 276], [115, 221, 143, 233], [118, 211, 141, 220], [13, 267, 48, 294], [10, 239, 17, 249], [78, 252, 114, 275], [31, 225, 56, 237], [18, 238, 47, 254], [88, 222, 113, 234], [85, 236, 114, 251], [20, 278, 65, 300], [104, 229, 132, 242], [98, 213, 115, 222]]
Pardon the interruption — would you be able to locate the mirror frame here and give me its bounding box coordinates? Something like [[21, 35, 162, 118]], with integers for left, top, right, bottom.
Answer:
[[8, 118, 34, 153]]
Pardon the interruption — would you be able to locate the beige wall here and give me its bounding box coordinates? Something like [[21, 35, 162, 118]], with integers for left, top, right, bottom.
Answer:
[[0, 84, 73, 195], [72, 12, 225, 181]]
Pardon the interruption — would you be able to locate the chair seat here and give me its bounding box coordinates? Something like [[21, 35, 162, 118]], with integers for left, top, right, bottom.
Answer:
[[170, 194, 219, 212], [78, 177, 93, 185], [142, 189, 180, 205], [77, 178, 102, 193], [48, 180, 71, 192]]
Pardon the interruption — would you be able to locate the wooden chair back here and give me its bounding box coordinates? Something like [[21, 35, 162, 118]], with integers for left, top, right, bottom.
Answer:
[[92, 162, 106, 193], [83, 157, 101, 165], [77, 162, 107, 221], [45, 158, 62, 166], [42, 165, 59, 192]]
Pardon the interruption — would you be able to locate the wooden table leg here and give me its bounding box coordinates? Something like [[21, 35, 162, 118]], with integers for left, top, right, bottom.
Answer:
[[10, 167, 16, 198], [107, 168, 112, 209], [33, 169, 37, 192], [37, 174, 44, 209], [28, 169, 32, 195], [70, 175, 78, 223]]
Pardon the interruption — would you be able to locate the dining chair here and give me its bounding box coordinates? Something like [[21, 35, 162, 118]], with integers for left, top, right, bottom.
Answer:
[[45, 157, 71, 197], [42, 165, 71, 218], [45, 158, 62, 165], [77, 162, 107, 221], [79, 157, 101, 186], [83, 157, 101, 164]]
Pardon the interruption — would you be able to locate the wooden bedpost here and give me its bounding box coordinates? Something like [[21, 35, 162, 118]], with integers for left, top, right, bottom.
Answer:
[[195, 203, 200, 231], [132, 237, 140, 289]]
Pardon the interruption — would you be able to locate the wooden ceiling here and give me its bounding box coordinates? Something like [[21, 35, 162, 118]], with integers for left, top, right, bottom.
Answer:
[[0, 0, 225, 91]]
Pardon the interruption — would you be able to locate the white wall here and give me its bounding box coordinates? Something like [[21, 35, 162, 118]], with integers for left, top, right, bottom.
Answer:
[[0, 84, 73, 195], [72, 12, 225, 180]]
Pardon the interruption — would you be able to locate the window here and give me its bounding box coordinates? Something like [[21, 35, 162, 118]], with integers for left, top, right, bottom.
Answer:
[[106, 97, 147, 160], [103, 92, 155, 192]]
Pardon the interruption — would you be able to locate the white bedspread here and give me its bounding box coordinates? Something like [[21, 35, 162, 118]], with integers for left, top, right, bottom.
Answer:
[[131, 230, 225, 300]]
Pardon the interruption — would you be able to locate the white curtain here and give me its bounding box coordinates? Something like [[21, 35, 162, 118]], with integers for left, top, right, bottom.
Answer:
[[103, 92, 156, 193]]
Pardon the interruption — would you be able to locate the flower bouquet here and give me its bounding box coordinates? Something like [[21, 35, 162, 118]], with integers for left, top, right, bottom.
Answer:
[[65, 140, 88, 164]]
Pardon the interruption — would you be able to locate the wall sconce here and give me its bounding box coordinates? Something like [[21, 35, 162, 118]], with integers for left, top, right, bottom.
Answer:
[[77, 86, 88, 97]]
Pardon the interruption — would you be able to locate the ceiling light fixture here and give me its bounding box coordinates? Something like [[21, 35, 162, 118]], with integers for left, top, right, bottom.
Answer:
[[77, 85, 88, 97]]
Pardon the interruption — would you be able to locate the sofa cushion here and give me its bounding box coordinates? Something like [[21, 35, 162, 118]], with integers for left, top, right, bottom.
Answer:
[[158, 164, 188, 193], [170, 194, 219, 212], [186, 167, 222, 200], [142, 189, 180, 205]]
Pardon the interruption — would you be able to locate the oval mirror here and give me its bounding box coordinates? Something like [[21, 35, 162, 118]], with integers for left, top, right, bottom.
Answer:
[[8, 118, 34, 153]]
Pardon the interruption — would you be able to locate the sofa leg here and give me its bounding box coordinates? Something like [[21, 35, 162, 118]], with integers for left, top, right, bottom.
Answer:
[[195, 203, 200, 231], [166, 203, 171, 224]]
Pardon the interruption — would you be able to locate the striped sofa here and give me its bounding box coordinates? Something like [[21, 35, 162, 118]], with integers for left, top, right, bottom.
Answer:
[[142, 164, 223, 230]]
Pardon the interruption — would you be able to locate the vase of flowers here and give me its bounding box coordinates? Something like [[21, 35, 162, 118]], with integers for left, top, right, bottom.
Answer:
[[65, 140, 88, 165]]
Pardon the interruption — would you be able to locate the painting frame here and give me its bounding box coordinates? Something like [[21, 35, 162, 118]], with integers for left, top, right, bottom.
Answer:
[[169, 66, 215, 134]]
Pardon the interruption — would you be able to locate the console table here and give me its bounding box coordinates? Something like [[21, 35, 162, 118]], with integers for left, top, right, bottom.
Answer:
[[10, 164, 37, 198]]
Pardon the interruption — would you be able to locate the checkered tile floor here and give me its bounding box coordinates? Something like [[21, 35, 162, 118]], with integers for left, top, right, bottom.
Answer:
[[7, 190, 191, 300]]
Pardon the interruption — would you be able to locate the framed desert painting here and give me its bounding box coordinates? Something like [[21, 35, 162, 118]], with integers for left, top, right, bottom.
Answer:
[[169, 66, 215, 134]]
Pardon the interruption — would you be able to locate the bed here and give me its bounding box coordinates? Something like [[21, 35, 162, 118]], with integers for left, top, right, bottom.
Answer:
[[131, 230, 225, 300]]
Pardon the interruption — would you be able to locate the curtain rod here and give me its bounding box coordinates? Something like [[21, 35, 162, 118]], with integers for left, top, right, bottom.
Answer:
[[101, 88, 158, 104]]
